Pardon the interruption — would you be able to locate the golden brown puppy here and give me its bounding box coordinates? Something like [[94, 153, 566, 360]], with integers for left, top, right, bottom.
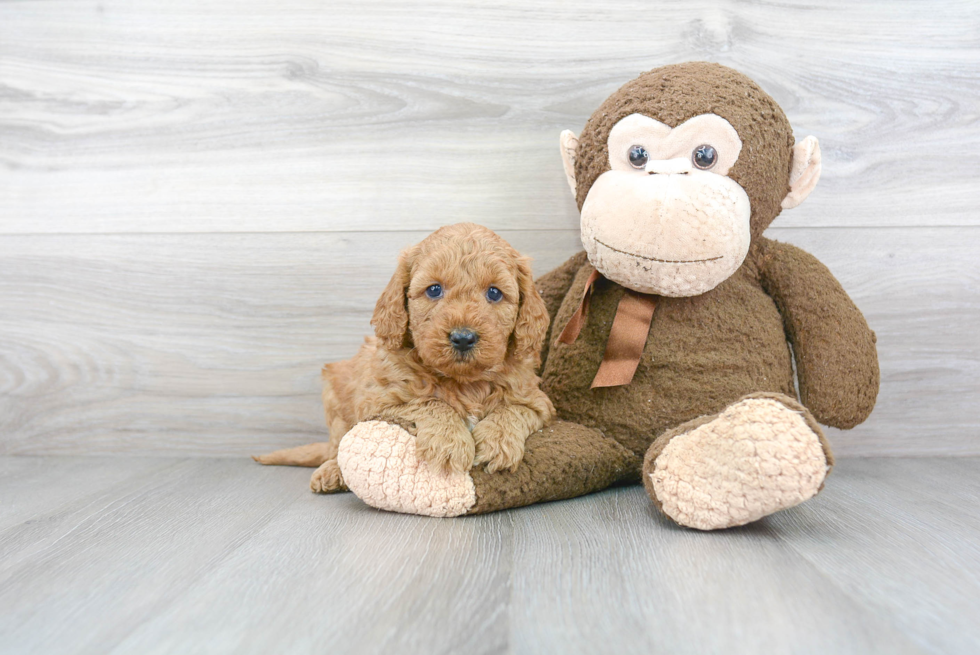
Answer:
[[255, 223, 554, 493]]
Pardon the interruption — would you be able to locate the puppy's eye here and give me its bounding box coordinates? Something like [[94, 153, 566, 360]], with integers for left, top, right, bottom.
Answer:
[[485, 286, 503, 303], [628, 145, 649, 169], [425, 284, 443, 299], [692, 144, 717, 170]]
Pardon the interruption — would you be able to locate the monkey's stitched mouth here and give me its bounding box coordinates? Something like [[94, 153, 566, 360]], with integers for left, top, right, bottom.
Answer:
[[595, 239, 723, 264]]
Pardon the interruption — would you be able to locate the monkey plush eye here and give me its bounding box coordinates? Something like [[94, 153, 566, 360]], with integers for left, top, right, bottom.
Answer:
[[425, 284, 443, 299], [692, 144, 717, 170], [628, 145, 649, 169], [486, 286, 503, 303]]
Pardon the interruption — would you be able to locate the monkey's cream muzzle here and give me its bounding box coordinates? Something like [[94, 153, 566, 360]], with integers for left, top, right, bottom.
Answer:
[[580, 167, 751, 297], [566, 112, 753, 297]]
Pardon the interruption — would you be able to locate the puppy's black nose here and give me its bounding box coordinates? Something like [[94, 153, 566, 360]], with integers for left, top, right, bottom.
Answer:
[[449, 328, 479, 353]]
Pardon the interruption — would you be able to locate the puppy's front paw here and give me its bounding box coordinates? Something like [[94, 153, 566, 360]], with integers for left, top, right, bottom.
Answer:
[[415, 424, 475, 474], [310, 459, 348, 493], [473, 420, 526, 474]]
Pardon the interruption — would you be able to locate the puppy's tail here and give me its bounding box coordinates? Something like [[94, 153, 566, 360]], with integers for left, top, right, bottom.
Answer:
[[252, 442, 333, 467]]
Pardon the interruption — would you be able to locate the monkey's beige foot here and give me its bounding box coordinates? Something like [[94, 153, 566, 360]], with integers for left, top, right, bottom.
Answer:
[[337, 421, 477, 517], [643, 393, 832, 531], [310, 459, 348, 494]]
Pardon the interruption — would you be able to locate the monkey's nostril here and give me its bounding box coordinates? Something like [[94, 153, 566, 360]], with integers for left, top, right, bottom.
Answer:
[[449, 328, 479, 352]]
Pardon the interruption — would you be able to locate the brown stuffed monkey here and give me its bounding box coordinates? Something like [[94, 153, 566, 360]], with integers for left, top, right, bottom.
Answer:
[[332, 62, 880, 530]]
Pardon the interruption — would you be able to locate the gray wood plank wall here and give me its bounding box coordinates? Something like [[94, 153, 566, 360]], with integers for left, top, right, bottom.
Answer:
[[2, 0, 978, 456]]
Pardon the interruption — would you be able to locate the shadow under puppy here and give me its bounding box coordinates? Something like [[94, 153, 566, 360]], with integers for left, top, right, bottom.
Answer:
[[255, 223, 555, 492]]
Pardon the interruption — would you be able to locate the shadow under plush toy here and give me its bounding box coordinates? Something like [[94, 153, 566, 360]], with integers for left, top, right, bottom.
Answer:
[[334, 62, 879, 530]]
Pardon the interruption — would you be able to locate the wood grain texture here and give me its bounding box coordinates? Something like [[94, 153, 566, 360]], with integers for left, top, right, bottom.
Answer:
[[1, 0, 978, 234], [509, 489, 922, 655], [0, 455, 174, 532], [770, 458, 980, 655], [2, 227, 977, 457], [1, 456, 978, 654], [1, 0, 978, 457], [0, 459, 309, 654], [1, 2, 976, 652], [111, 489, 511, 655]]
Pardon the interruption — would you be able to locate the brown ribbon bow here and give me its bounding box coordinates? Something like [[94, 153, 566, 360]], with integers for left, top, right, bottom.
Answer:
[[557, 266, 658, 388]]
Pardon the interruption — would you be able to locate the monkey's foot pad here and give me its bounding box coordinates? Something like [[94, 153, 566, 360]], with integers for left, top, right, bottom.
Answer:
[[337, 420, 477, 517], [648, 397, 828, 531]]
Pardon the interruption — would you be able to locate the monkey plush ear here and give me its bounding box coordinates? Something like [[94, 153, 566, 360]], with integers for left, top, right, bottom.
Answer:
[[371, 247, 416, 351], [559, 130, 579, 198], [781, 135, 821, 210]]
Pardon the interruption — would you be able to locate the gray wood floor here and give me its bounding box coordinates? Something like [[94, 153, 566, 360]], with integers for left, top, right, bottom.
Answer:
[[0, 456, 977, 655]]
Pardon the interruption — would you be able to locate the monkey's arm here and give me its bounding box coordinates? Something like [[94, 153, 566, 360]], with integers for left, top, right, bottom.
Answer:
[[758, 238, 879, 429], [535, 251, 589, 369]]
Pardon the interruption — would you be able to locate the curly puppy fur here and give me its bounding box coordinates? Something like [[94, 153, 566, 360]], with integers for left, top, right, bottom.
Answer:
[[255, 223, 555, 493]]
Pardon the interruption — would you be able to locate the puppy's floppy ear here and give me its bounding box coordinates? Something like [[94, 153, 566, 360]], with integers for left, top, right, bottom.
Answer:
[[371, 246, 417, 351], [510, 256, 549, 362]]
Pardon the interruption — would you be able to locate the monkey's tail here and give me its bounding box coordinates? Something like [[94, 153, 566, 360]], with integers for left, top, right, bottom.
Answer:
[[252, 442, 333, 467]]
